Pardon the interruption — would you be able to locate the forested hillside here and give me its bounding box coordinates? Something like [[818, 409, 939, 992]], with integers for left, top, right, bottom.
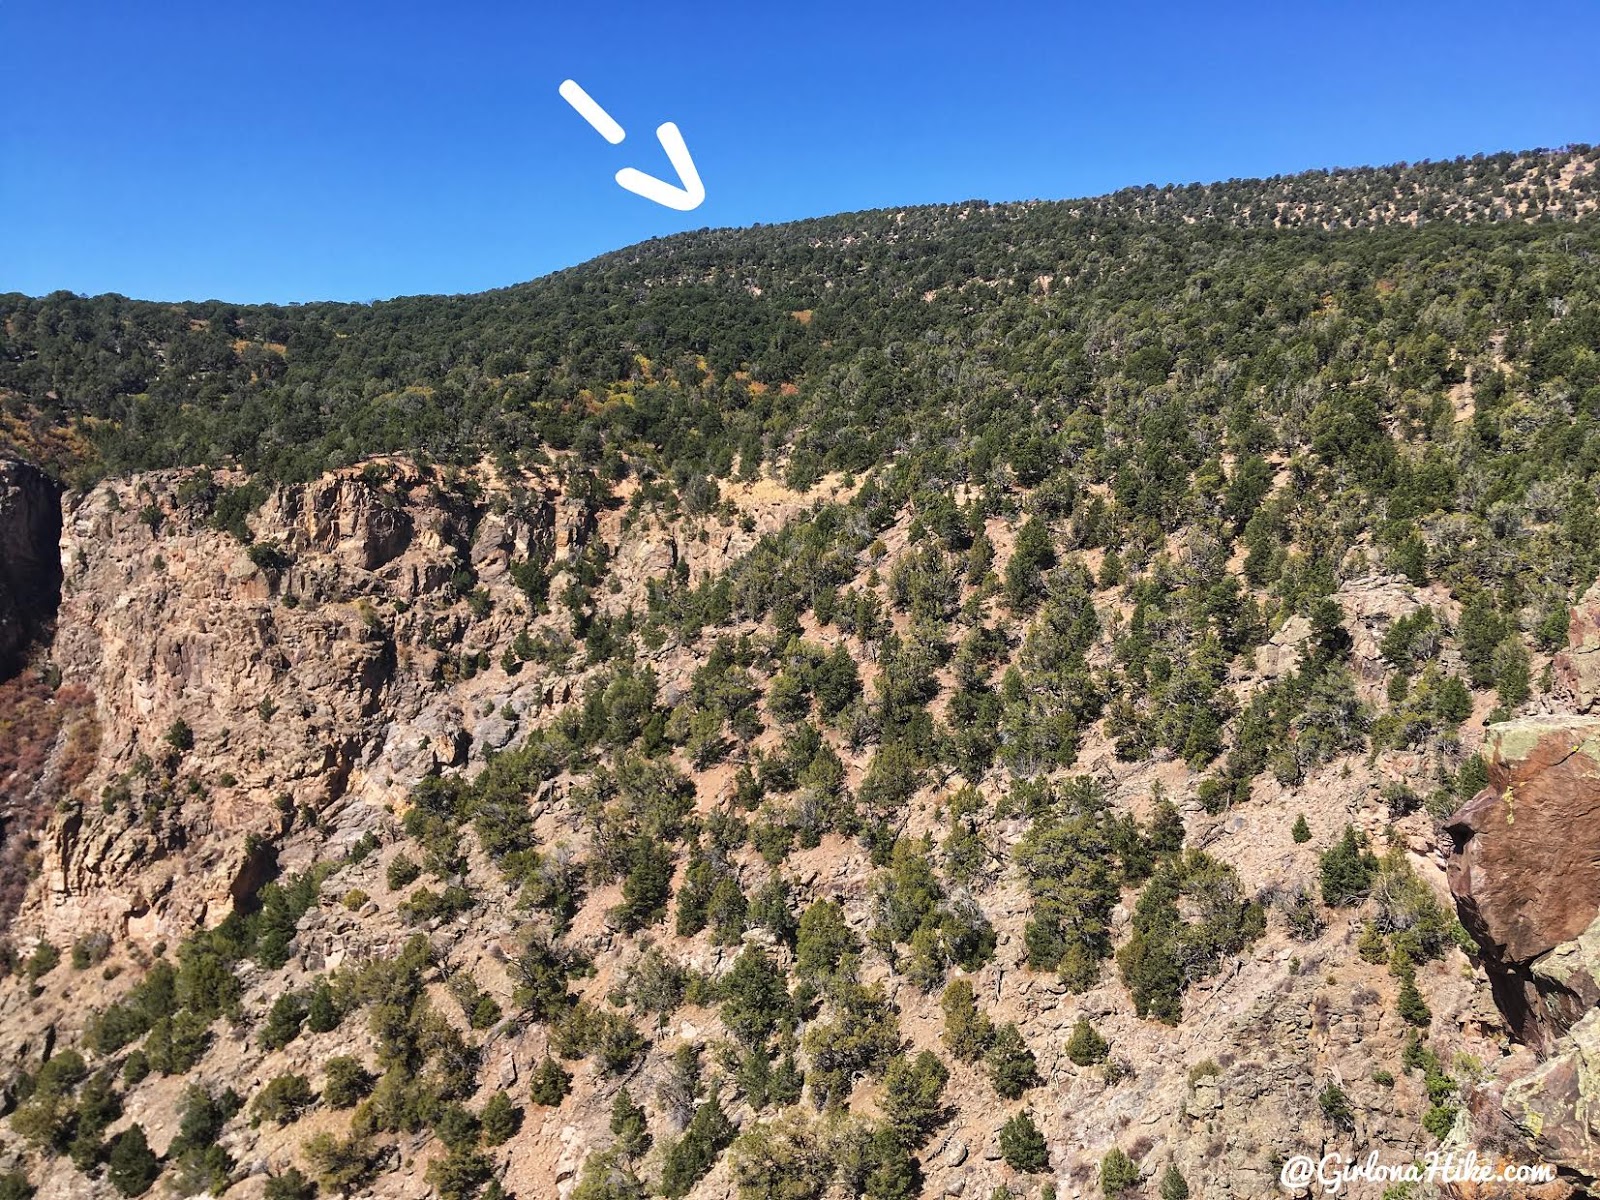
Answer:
[[4, 146, 1598, 488], [1, 146, 1599, 1200]]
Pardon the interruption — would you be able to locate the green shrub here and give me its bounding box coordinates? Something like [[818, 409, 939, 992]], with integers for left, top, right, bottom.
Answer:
[[261, 989, 309, 1051], [726, 1114, 828, 1200], [10, 1092, 74, 1154], [481, 1090, 521, 1146], [881, 1050, 949, 1149], [301, 1131, 380, 1194], [1319, 826, 1378, 907], [71, 933, 111, 970], [939, 979, 994, 1062], [573, 1149, 646, 1200], [613, 837, 674, 931], [1372, 848, 1455, 964], [122, 1051, 151, 1086], [801, 982, 902, 1106], [25, 941, 60, 981], [1358, 921, 1389, 964], [323, 1056, 374, 1108], [999, 1110, 1048, 1173], [530, 1056, 572, 1106], [69, 1070, 123, 1169], [985, 1023, 1037, 1100], [247, 539, 291, 571], [33, 1048, 89, 1098], [306, 979, 342, 1033], [1065, 1018, 1109, 1066], [144, 1010, 212, 1075], [106, 1126, 160, 1196], [1397, 965, 1432, 1027], [386, 854, 421, 891], [609, 1088, 651, 1160], [1100, 1148, 1139, 1197], [264, 1167, 317, 1200], [1319, 1083, 1354, 1130], [796, 900, 861, 981], [1423, 1103, 1459, 1140], [252, 1073, 315, 1126], [1013, 779, 1120, 978], [721, 945, 795, 1049], [425, 1148, 494, 1200], [433, 1102, 481, 1152], [399, 883, 474, 925], [1456, 754, 1489, 802], [658, 1091, 735, 1198], [170, 1139, 235, 1194], [170, 1083, 241, 1159], [1118, 852, 1264, 1023], [1282, 887, 1325, 941]]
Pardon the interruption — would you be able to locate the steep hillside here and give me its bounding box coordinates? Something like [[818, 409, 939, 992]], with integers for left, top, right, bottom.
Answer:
[[0, 147, 1599, 1200]]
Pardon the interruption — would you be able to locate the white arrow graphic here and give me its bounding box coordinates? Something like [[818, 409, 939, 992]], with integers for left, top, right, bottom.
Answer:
[[559, 79, 706, 212], [616, 124, 705, 212]]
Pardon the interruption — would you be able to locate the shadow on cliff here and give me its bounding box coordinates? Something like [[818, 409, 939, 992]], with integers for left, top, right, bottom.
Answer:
[[0, 459, 64, 681]]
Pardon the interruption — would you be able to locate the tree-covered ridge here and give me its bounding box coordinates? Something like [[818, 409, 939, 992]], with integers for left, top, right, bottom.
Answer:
[[0, 146, 1595, 485], [1055, 144, 1600, 229]]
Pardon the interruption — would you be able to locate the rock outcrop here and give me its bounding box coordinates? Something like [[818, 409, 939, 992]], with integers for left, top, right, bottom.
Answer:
[[1445, 716, 1600, 1049], [1444, 583, 1600, 1188], [1554, 582, 1600, 714], [33, 461, 583, 944], [0, 459, 63, 679], [1501, 1002, 1600, 1181]]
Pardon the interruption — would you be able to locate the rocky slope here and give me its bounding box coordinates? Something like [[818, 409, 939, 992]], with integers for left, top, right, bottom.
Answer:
[[0, 453, 1593, 1200]]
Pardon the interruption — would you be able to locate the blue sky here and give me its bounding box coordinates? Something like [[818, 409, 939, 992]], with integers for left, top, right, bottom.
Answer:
[[2, 0, 1596, 304]]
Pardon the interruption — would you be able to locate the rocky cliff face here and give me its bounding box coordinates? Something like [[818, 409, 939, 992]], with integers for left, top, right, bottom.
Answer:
[[1554, 581, 1600, 715], [35, 461, 585, 944], [0, 459, 63, 680], [1442, 587, 1600, 1185], [1446, 716, 1600, 1049], [24, 459, 810, 949]]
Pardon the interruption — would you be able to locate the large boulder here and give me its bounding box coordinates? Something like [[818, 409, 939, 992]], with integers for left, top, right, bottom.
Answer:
[[1445, 716, 1600, 1048]]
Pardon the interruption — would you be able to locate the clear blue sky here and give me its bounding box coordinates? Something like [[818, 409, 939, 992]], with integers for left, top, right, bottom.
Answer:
[[2, 0, 1595, 304]]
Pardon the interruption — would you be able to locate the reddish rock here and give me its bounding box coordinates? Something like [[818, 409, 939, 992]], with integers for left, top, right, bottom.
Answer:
[[1445, 716, 1600, 1047]]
